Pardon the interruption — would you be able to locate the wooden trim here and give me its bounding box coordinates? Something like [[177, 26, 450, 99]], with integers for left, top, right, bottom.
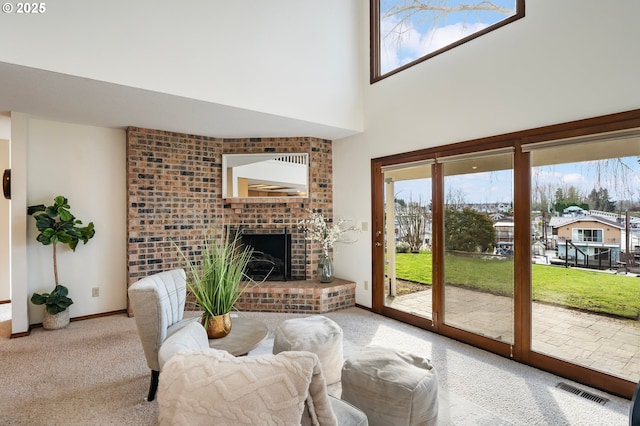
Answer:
[[513, 141, 531, 361], [26, 309, 129, 332], [0, 299, 11, 304], [431, 162, 444, 333], [355, 303, 373, 312], [370, 158, 385, 313], [369, 0, 380, 85], [370, 0, 526, 83], [528, 351, 635, 399], [375, 109, 640, 165], [70, 309, 128, 322]]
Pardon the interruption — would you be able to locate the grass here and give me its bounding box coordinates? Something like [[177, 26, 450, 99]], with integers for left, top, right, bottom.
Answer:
[[393, 251, 640, 319]]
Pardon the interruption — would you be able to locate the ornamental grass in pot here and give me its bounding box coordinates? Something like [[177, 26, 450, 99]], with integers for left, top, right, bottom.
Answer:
[[179, 228, 253, 338]]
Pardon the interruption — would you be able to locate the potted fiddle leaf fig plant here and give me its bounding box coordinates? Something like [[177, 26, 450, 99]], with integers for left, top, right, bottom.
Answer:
[[28, 195, 95, 330]]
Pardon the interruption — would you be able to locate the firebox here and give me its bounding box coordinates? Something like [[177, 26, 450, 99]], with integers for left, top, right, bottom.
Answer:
[[237, 228, 292, 281]]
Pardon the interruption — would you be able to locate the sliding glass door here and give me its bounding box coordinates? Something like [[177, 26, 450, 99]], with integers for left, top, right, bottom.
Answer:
[[371, 110, 640, 398], [382, 162, 433, 320], [442, 152, 515, 344], [528, 136, 640, 383]]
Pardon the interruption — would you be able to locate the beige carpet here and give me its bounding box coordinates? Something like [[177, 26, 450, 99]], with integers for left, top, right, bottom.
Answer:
[[0, 307, 632, 425]]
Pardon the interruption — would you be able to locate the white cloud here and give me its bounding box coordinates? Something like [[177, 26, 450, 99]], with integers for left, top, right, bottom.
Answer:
[[561, 173, 586, 185], [380, 16, 489, 74]]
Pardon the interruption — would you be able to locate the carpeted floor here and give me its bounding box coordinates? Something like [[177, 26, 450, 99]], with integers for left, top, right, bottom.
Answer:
[[0, 306, 632, 425]]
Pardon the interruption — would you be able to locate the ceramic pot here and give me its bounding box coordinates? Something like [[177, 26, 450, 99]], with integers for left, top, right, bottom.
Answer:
[[43, 309, 70, 330], [203, 313, 232, 339]]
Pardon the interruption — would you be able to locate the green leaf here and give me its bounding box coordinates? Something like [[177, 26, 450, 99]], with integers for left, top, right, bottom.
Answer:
[[27, 204, 46, 216], [28, 196, 96, 284], [58, 207, 73, 222], [31, 292, 48, 305], [53, 285, 69, 297], [36, 234, 53, 245]]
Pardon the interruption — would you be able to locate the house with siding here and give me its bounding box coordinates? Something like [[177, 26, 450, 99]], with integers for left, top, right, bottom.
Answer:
[[553, 216, 624, 267]]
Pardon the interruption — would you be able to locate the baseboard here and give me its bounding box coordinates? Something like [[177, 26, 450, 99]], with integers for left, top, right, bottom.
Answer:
[[70, 309, 128, 322], [355, 303, 373, 312], [17, 309, 129, 337]]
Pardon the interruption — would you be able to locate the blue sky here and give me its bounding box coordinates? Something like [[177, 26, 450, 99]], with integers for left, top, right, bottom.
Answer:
[[379, 0, 517, 73], [392, 157, 640, 206]]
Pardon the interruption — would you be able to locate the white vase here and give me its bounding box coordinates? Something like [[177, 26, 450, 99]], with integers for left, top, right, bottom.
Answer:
[[43, 310, 70, 330]]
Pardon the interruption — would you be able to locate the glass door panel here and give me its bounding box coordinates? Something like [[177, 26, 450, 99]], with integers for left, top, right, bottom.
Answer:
[[383, 163, 433, 319], [443, 153, 514, 343], [530, 138, 640, 382]]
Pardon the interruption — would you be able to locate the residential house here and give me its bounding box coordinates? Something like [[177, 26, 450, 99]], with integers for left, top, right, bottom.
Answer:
[[553, 216, 624, 268]]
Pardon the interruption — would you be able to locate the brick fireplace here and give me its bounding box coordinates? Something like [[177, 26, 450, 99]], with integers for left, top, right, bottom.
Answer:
[[125, 127, 353, 315]]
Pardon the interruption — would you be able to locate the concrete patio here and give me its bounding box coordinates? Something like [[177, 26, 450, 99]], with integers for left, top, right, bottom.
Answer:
[[386, 285, 640, 383]]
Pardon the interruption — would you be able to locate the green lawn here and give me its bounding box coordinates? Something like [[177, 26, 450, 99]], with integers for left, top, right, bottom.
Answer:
[[393, 251, 640, 319]]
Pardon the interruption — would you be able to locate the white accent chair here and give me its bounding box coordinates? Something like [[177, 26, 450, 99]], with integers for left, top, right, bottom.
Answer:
[[127, 268, 198, 401]]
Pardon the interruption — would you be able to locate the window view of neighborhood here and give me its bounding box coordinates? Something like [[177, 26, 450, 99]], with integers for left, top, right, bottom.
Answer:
[[530, 142, 640, 381], [381, 139, 640, 382]]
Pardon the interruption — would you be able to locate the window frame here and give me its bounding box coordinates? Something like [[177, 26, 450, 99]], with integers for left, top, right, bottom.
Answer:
[[572, 228, 603, 243], [370, 0, 526, 83]]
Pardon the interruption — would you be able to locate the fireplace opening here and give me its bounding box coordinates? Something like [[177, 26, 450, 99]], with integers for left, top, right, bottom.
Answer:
[[238, 229, 292, 281]]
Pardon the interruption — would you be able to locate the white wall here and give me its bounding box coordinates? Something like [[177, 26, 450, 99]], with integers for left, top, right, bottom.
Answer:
[[0, 138, 9, 301], [25, 119, 126, 324], [10, 112, 28, 334], [0, 114, 10, 140], [333, 0, 640, 307], [0, 0, 362, 133]]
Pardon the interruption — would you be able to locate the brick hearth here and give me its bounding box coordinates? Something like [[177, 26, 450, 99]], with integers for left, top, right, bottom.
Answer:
[[235, 279, 356, 313]]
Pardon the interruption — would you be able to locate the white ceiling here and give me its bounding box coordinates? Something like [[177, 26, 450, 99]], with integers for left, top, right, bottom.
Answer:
[[0, 61, 360, 140]]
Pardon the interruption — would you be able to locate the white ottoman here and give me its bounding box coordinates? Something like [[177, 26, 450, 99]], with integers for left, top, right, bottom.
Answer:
[[272, 315, 344, 384], [341, 346, 438, 426]]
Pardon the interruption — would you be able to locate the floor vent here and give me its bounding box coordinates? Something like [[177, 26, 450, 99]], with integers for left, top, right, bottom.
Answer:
[[556, 382, 609, 405]]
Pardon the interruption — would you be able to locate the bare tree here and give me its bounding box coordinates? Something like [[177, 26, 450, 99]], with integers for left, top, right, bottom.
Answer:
[[395, 195, 430, 252], [445, 187, 467, 210], [589, 158, 639, 205], [382, 0, 513, 41]]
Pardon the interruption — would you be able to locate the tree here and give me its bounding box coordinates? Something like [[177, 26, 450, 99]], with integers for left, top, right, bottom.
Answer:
[[444, 207, 495, 252], [395, 195, 430, 252], [383, 1, 513, 33], [588, 187, 616, 212], [553, 185, 588, 213]]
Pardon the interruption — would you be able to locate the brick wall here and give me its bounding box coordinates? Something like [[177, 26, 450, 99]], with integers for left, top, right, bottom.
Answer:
[[126, 127, 333, 314]]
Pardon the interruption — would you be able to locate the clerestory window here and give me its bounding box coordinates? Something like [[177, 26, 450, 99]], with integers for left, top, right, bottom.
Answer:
[[371, 0, 525, 82]]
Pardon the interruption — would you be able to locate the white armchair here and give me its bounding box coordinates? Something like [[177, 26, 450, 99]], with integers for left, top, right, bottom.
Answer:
[[128, 268, 198, 401]]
